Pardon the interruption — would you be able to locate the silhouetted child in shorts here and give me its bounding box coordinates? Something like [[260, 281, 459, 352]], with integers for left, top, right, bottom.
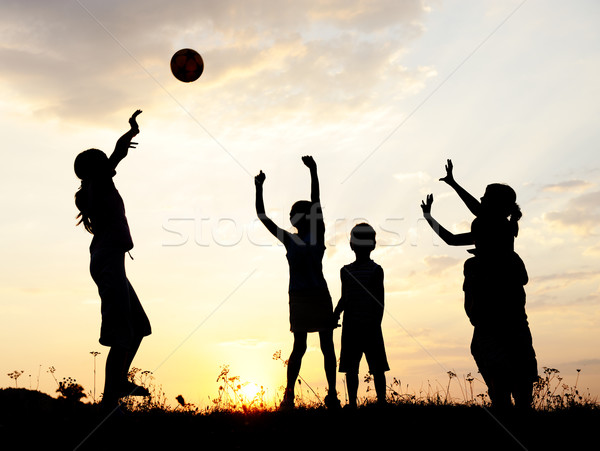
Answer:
[[334, 223, 389, 408]]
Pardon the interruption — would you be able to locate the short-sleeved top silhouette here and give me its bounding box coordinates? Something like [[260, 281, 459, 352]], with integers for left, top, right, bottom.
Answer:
[[87, 171, 133, 254], [339, 259, 384, 324], [283, 202, 329, 295]]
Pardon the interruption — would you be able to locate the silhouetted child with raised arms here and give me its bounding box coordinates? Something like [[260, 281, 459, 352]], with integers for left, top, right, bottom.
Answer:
[[421, 159, 537, 411], [255, 156, 340, 409], [74, 110, 151, 414], [333, 223, 389, 408]]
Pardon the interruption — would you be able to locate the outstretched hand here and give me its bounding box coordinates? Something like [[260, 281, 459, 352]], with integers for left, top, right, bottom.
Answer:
[[421, 194, 434, 215], [439, 159, 454, 185], [129, 109, 142, 133], [255, 170, 266, 187], [302, 155, 317, 170]]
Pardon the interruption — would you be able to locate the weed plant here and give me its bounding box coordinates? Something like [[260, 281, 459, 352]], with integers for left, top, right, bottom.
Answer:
[[119, 367, 170, 412], [532, 367, 597, 411], [6, 360, 597, 415], [56, 377, 86, 403]]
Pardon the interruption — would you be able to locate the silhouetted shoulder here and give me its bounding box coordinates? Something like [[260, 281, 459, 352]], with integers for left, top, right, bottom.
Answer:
[[345, 259, 382, 273], [342, 260, 383, 293]]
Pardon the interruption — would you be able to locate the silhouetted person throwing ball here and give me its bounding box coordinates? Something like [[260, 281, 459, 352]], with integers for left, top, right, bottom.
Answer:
[[334, 223, 389, 408], [255, 156, 340, 410], [74, 110, 151, 414], [421, 160, 537, 411]]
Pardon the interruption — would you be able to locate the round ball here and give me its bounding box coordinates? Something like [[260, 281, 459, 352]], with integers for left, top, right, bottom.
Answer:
[[170, 48, 204, 83]]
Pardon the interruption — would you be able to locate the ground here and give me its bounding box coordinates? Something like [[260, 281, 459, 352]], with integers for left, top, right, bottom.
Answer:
[[0, 388, 597, 450]]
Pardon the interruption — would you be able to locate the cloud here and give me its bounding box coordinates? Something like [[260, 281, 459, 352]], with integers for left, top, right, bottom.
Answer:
[[81, 299, 100, 305], [583, 244, 600, 256], [542, 180, 593, 193], [544, 191, 600, 235], [529, 270, 600, 300], [565, 359, 600, 368], [527, 270, 600, 311], [0, 0, 431, 125], [532, 270, 600, 285], [423, 255, 461, 276], [394, 171, 431, 184]]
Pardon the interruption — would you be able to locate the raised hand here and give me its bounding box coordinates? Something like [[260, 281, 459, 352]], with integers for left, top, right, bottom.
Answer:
[[301, 155, 317, 170], [255, 170, 266, 187], [129, 109, 142, 132], [439, 159, 454, 185], [420, 194, 434, 215]]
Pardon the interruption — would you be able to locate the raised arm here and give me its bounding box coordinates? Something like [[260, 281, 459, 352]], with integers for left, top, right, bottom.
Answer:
[[302, 156, 319, 203], [421, 194, 474, 246], [439, 159, 481, 217], [255, 171, 288, 243], [109, 109, 142, 170]]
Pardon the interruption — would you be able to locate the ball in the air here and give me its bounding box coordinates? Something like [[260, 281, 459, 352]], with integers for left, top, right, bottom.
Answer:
[[170, 48, 204, 83]]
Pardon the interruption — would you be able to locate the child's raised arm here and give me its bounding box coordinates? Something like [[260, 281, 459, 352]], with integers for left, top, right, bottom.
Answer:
[[109, 109, 142, 170], [421, 194, 473, 246], [255, 170, 289, 244], [439, 159, 481, 217], [302, 155, 320, 204]]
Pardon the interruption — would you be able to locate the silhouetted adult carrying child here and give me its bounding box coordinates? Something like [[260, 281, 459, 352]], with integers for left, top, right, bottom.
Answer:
[[255, 156, 340, 410], [421, 160, 537, 411], [334, 223, 389, 408], [74, 110, 151, 414]]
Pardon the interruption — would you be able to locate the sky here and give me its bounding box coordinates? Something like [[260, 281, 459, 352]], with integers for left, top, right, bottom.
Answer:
[[1, 0, 599, 407]]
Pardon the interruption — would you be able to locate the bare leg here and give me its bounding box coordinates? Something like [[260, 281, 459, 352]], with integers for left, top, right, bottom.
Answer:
[[121, 337, 150, 396], [103, 345, 128, 408], [286, 332, 307, 397], [103, 337, 147, 407], [346, 372, 359, 408], [512, 379, 533, 410], [319, 329, 340, 408], [487, 374, 512, 410], [124, 337, 142, 377], [374, 372, 387, 404], [318, 329, 337, 395]]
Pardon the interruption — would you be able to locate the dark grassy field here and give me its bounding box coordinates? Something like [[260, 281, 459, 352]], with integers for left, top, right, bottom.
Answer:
[[1, 388, 598, 451]]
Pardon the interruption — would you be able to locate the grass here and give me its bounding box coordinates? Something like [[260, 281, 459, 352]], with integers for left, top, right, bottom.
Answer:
[[1, 365, 597, 450]]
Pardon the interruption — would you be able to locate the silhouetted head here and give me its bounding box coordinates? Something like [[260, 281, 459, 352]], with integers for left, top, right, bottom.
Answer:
[[74, 148, 111, 234], [481, 183, 522, 236], [74, 148, 112, 180], [350, 222, 376, 256], [289, 200, 313, 231]]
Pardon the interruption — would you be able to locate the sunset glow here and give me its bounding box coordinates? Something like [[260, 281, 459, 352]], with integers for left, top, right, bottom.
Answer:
[[1, 0, 599, 408]]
